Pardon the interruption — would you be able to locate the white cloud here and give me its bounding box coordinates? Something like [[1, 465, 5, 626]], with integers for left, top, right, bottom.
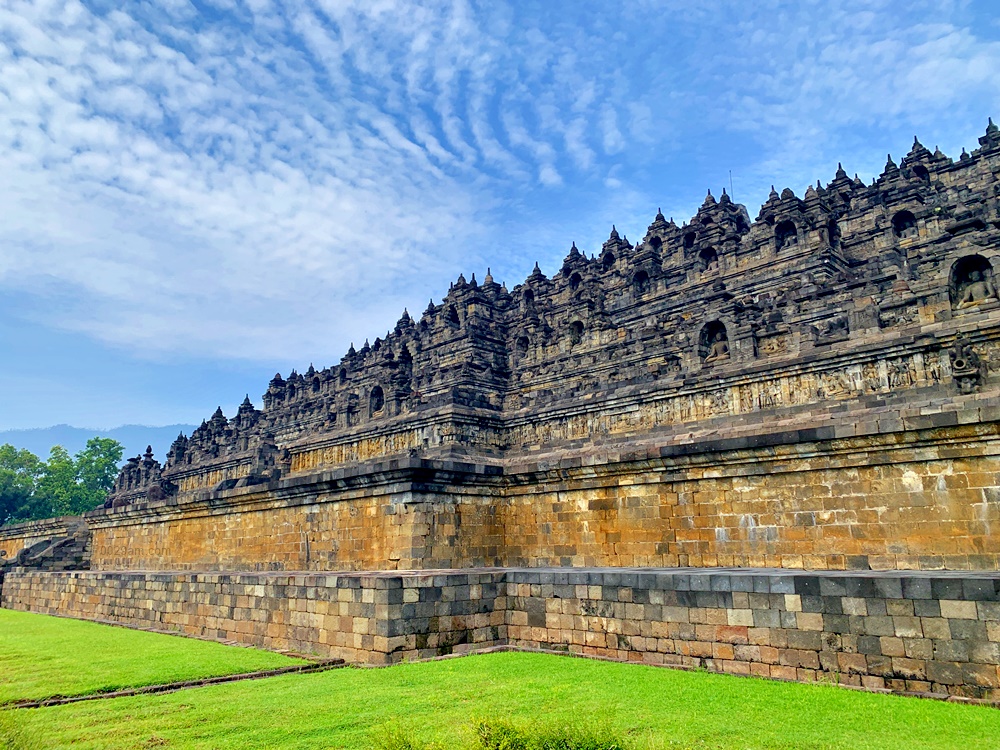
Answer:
[[0, 0, 998, 377]]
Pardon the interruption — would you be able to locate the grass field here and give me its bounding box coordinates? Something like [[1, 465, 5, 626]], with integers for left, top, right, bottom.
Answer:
[[0, 609, 306, 704], [3, 640, 1000, 749]]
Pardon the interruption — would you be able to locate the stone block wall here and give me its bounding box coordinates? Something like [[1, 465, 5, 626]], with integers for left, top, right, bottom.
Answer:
[[86, 460, 505, 572], [0, 569, 506, 665], [0, 517, 76, 561], [503, 423, 1000, 572], [18, 420, 987, 574], [5, 567, 1000, 698], [503, 568, 1000, 700]]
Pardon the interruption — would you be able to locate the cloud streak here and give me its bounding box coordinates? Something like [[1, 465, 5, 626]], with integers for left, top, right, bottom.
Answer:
[[0, 0, 998, 378]]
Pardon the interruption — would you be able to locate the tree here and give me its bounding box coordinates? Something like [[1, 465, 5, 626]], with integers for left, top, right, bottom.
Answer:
[[36, 446, 77, 517], [74, 438, 124, 513], [0, 437, 125, 525], [0, 445, 44, 525]]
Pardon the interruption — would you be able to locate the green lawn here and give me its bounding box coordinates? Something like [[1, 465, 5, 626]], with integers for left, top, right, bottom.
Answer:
[[0, 609, 307, 704], [4, 650, 999, 750]]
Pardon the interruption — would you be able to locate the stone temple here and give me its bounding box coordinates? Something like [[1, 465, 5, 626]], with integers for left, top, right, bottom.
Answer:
[[4, 122, 1000, 699]]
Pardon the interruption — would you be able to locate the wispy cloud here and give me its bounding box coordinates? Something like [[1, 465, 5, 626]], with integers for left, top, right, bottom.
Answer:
[[0, 0, 998, 382]]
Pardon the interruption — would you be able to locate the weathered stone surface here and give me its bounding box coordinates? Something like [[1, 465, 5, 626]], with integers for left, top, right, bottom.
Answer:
[[83, 124, 1000, 570], [4, 125, 1000, 698], [5, 567, 1000, 700]]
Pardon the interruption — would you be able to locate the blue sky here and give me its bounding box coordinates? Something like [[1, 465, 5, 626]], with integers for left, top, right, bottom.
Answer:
[[1, 0, 999, 432]]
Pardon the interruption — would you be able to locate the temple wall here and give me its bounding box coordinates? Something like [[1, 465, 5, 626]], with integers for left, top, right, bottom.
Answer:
[[504, 567, 1000, 700], [5, 567, 1000, 700], [0, 517, 76, 562], [0, 569, 505, 665], [25, 420, 990, 574], [503, 424, 1000, 572], [86, 461, 505, 572]]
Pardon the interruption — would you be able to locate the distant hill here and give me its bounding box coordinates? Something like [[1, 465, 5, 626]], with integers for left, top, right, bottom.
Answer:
[[0, 424, 198, 463]]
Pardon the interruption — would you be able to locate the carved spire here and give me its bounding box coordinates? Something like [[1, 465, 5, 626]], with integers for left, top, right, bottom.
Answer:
[[979, 117, 1000, 149], [562, 241, 585, 272], [647, 208, 669, 235], [906, 136, 932, 163], [881, 153, 899, 179], [835, 162, 848, 180]]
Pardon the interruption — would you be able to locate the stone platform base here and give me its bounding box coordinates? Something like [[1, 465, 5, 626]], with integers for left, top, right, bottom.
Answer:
[[3, 567, 1000, 699]]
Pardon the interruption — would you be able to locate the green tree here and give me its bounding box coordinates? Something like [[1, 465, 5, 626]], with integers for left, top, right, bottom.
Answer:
[[36, 446, 78, 518], [0, 444, 45, 525], [1, 437, 125, 525], [74, 437, 124, 513]]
